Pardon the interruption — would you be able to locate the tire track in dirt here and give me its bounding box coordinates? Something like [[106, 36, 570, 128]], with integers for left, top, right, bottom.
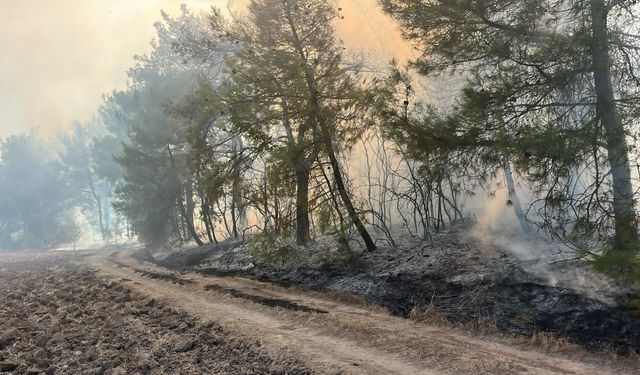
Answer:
[[92, 251, 432, 375], [85, 249, 628, 375]]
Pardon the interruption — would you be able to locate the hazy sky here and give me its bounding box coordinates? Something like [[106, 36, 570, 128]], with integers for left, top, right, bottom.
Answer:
[[0, 0, 413, 139]]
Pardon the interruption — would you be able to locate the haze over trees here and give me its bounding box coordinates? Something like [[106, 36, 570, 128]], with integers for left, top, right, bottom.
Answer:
[[1, 0, 639, 279], [0, 135, 79, 249], [381, 0, 640, 278]]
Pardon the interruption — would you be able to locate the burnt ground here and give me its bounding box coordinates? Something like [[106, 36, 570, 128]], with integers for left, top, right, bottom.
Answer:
[[0, 253, 312, 375], [202, 284, 328, 314], [149, 230, 640, 354]]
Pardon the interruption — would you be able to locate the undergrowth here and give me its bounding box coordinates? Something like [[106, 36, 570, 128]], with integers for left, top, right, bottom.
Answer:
[[247, 232, 299, 265]]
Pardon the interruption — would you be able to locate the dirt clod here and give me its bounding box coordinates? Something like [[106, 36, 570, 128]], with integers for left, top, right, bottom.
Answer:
[[0, 328, 18, 349], [0, 361, 19, 371], [172, 338, 195, 352]]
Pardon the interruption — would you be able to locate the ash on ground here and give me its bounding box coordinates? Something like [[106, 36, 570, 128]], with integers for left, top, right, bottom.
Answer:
[[152, 229, 640, 354]]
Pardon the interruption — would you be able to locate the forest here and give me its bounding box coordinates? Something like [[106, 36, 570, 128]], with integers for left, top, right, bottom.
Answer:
[[2, 0, 639, 279], [2, 0, 640, 373]]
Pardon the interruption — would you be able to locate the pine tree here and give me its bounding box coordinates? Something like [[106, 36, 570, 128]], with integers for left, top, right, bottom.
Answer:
[[382, 0, 640, 254], [109, 9, 209, 247], [219, 0, 377, 250]]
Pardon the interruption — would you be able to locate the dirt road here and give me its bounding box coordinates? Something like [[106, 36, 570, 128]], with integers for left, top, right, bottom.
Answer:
[[0, 249, 634, 374], [76, 248, 632, 375]]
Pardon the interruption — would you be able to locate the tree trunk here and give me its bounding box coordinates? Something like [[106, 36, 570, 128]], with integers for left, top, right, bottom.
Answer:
[[325, 141, 377, 252], [230, 137, 241, 240], [103, 180, 112, 237], [166, 145, 204, 247], [283, 2, 374, 250], [175, 206, 185, 243], [185, 181, 196, 235], [198, 187, 216, 244], [177, 198, 204, 247], [502, 152, 533, 234], [216, 199, 233, 238], [263, 161, 271, 229], [89, 176, 106, 241], [319, 162, 346, 230], [230, 198, 239, 240], [590, 0, 639, 251], [295, 163, 311, 245], [203, 208, 215, 244]]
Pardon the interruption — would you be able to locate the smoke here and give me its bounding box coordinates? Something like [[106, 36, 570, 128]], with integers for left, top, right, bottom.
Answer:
[[0, 1, 230, 139], [0, 0, 410, 140], [459, 174, 624, 302], [468, 175, 563, 265], [336, 0, 414, 64]]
